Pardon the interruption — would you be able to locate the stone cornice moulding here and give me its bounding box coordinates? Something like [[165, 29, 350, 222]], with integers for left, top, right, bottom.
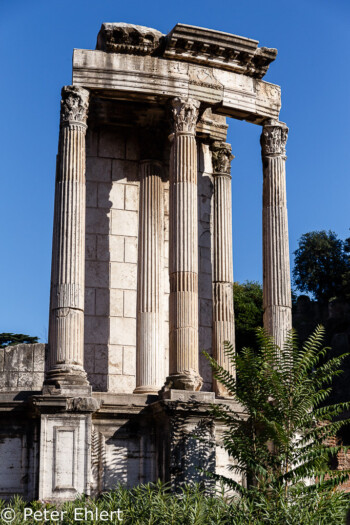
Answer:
[[95, 23, 277, 80], [72, 50, 281, 124], [163, 24, 277, 80]]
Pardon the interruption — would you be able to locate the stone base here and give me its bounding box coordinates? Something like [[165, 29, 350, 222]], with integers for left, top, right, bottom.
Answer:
[[162, 370, 203, 392], [33, 394, 99, 501], [133, 385, 160, 395], [152, 391, 216, 489], [43, 383, 92, 397], [39, 412, 93, 500], [161, 389, 215, 403], [43, 366, 92, 396], [0, 391, 244, 501]]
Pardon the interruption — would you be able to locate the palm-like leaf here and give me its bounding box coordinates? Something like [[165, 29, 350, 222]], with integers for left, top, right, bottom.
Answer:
[[205, 326, 350, 520]]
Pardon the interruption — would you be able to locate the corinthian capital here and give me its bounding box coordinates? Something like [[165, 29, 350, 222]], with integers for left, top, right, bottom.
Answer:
[[211, 142, 234, 175], [60, 86, 90, 126], [171, 97, 200, 134], [260, 120, 288, 157]]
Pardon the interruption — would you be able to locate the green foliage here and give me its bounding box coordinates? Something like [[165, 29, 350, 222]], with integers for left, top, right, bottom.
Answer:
[[293, 230, 350, 302], [2, 481, 348, 524], [205, 326, 350, 524], [0, 482, 232, 525], [233, 281, 263, 351], [0, 333, 39, 348]]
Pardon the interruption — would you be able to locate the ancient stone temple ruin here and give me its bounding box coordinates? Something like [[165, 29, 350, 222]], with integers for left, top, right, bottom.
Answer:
[[0, 23, 291, 500]]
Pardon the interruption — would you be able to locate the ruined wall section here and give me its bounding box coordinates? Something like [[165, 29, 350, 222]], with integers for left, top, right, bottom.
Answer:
[[0, 343, 46, 391]]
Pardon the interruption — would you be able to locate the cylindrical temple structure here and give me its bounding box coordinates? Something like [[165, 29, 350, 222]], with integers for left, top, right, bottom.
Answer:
[[167, 97, 202, 391], [261, 119, 292, 349], [46, 85, 90, 389], [211, 142, 235, 396], [135, 159, 164, 393]]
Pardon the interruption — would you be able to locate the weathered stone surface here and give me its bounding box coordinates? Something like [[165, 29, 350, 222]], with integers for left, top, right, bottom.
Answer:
[[1, 21, 292, 502], [96, 23, 164, 55], [47, 86, 91, 390], [73, 50, 281, 123], [39, 413, 93, 500], [167, 97, 202, 391], [135, 160, 164, 393], [0, 344, 46, 391], [212, 141, 235, 396], [261, 120, 292, 349]]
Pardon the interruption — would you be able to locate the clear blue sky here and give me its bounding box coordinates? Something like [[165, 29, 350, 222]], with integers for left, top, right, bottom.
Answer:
[[1, 0, 349, 342]]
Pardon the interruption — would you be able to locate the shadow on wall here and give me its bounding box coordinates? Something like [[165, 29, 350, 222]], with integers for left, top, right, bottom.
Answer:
[[91, 400, 216, 491], [84, 123, 113, 392], [198, 144, 214, 392]]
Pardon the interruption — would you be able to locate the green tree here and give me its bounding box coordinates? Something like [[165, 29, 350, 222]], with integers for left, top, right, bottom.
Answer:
[[233, 281, 263, 351], [293, 230, 350, 302], [0, 333, 39, 348], [205, 327, 350, 524]]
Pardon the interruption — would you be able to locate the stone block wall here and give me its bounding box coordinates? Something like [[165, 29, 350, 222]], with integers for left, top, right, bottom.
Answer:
[[84, 126, 214, 393], [0, 343, 46, 391], [85, 126, 139, 392]]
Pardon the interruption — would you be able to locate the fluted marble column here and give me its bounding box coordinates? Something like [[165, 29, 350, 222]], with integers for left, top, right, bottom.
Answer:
[[135, 155, 164, 393], [46, 85, 90, 391], [166, 97, 202, 391], [261, 119, 292, 350], [211, 142, 235, 396]]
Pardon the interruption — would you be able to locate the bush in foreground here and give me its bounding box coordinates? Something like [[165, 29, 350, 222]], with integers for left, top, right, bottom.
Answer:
[[205, 325, 350, 524]]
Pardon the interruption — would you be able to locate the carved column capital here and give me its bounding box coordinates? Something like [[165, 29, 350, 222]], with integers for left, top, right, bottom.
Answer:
[[211, 141, 234, 176], [260, 119, 288, 157], [171, 97, 200, 134], [60, 85, 90, 127]]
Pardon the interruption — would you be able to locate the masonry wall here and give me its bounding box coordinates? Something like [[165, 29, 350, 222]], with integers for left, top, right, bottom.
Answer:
[[84, 125, 214, 393], [0, 343, 46, 392], [0, 343, 45, 500]]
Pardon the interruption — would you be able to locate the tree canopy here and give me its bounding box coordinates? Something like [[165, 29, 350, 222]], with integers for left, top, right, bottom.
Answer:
[[0, 333, 39, 348], [233, 281, 263, 351], [293, 230, 350, 302]]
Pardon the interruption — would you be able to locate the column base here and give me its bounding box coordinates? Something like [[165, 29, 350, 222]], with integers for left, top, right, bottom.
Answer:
[[133, 385, 160, 395], [32, 393, 99, 502], [43, 365, 91, 396], [162, 370, 203, 392]]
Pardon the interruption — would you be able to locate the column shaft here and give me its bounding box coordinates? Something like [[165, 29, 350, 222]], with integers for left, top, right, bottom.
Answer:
[[46, 86, 89, 388], [212, 142, 235, 396], [261, 120, 292, 349], [135, 160, 164, 393], [167, 97, 202, 391]]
